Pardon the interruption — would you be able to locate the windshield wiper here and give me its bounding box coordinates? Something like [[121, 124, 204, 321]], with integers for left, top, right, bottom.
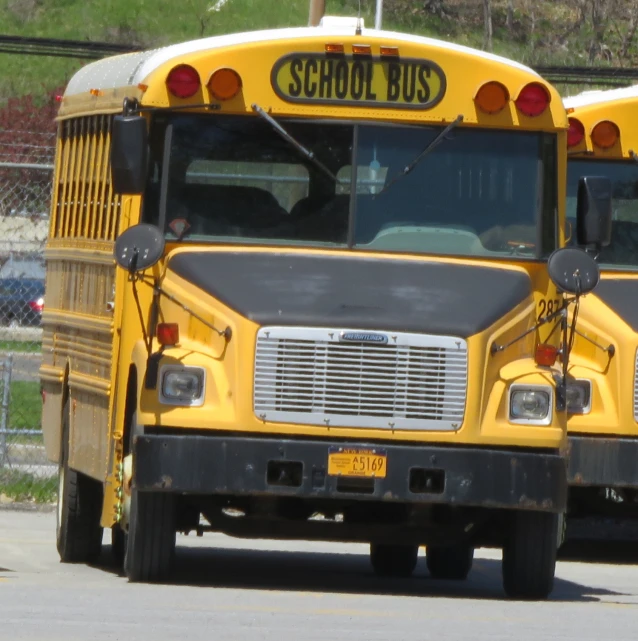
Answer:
[[373, 114, 464, 199], [251, 103, 341, 184]]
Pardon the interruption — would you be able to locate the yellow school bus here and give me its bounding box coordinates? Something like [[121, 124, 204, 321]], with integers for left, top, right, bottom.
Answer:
[[40, 17, 606, 598], [563, 87, 638, 528]]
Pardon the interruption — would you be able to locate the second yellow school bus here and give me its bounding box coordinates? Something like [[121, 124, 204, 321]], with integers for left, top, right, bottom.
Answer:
[[564, 87, 638, 528], [40, 17, 605, 598]]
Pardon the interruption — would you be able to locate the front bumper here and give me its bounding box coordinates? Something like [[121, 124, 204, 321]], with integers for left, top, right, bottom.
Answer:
[[568, 435, 638, 487], [134, 434, 566, 512]]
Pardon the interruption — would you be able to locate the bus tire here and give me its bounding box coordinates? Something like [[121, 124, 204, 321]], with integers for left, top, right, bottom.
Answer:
[[124, 489, 176, 582], [370, 543, 418, 578], [426, 543, 473, 580], [111, 526, 126, 567], [56, 400, 103, 564], [502, 510, 558, 600]]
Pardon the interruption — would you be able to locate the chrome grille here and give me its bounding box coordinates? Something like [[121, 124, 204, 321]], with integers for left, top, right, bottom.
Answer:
[[254, 327, 468, 430], [634, 349, 638, 422]]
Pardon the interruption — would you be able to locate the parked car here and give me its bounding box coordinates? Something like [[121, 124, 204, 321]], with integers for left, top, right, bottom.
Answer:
[[0, 279, 44, 327]]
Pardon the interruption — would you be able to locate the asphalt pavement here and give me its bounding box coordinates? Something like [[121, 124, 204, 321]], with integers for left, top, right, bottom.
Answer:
[[2, 509, 638, 640]]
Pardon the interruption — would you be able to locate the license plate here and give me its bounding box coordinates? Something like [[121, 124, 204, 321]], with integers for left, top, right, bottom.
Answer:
[[328, 447, 387, 478]]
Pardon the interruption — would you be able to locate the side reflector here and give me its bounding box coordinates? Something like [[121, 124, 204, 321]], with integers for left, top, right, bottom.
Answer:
[[352, 43, 372, 55], [474, 81, 510, 114], [515, 82, 551, 117], [567, 118, 585, 147], [535, 344, 558, 367], [591, 120, 619, 149], [157, 323, 180, 346], [325, 43, 345, 54], [166, 64, 201, 99], [380, 46, 399, 56], [208, 67, 242, 101]]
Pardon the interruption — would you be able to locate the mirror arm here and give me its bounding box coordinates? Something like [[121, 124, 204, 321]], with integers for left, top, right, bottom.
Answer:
[[490, 305, 564, 356], [571, 327, 615, 357]]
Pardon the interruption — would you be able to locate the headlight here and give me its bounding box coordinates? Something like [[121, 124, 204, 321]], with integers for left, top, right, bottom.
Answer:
[[509, 385, 552, 425], [160, 366, 205, 406], [565, 379, 592, 414]]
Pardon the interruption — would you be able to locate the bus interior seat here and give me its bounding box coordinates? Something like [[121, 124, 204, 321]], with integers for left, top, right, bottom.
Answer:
[[168, 183, 288, 236], [290, 194, 350, 242]]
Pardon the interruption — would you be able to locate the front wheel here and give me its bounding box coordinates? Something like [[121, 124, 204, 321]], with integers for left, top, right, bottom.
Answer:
[[370, 544, 418, 578], [426, 543, 473, 580], [502, 511, 558, 600]]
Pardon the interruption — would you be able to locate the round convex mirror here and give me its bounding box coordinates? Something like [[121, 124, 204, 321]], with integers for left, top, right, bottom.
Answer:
[[547, 247, 600, 295], [114, 224, 165, 272]]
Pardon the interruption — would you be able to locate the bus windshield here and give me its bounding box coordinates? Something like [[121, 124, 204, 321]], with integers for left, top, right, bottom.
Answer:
[[144, 114, 557, 260], [567, 159, 638, 270]]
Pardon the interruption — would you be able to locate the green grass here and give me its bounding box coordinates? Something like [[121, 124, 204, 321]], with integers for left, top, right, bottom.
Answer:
[[0, 469, 57, 503], [0, 341, 42, 354], [2, 0, 635, 101], [5, 381, 42, 431]]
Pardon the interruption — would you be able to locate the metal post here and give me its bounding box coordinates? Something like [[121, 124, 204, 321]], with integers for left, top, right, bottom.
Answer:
[[375, 0, 383, 29], [0, 354, 13, 468], [309, 0, 326, 26]]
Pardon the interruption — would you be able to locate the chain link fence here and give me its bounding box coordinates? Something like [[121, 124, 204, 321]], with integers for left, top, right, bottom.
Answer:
[[0, 128, 56, 504]]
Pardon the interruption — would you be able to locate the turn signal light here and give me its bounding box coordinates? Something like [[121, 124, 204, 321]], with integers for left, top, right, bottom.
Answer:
[[591, 120, 619, 149], [157, 323, 180, 346], [567, 118, 585, 147], [474, 81, 510, 114], [515, 82, 550, 117], [166, 64, 201, 99], [325, 43, 345, 54], [208, 67, 242, 101], [535, 343, 558, 367]]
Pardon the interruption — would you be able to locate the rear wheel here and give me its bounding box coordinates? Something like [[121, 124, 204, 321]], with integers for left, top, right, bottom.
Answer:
[[502, 511, 558, 600], [426, 543, 473, 580], [56, 400, 103, 563], [370, 544, 419, 578], [123, 412, 176, 582]]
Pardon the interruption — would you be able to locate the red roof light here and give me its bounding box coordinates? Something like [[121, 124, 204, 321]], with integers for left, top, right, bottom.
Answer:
[[166, 65, 201, 99], [515, 83, 550, 117]]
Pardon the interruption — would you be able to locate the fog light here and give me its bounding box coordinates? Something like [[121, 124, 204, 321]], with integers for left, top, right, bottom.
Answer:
[[509, 385, 552, 424], [160, 366, 205, 406], [565, 379, 592, 414]]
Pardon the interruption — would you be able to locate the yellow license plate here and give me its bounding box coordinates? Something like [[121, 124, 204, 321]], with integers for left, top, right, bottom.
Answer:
[[328, 448, 387, 479]]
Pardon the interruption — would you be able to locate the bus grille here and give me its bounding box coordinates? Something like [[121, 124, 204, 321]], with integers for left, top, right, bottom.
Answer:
[[254, 327, 468, 431]]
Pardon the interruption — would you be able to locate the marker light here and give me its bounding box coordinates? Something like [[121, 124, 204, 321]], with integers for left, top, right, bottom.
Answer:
[[325, 43, 345, 54], [474, 81, 510, 114], [535, 343, 558, 367], [380, 46, 399, 56], [567, 118, 585, 147], [591, 120, 619, 149], [157, 323, 179, 346], [208, 68, 242, 101], [166, 65, 201, 99], [352, 44, 372, 55], [515, 82, 551, 117]]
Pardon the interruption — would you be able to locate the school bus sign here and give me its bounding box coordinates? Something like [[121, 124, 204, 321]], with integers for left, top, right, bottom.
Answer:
[[271, 53, 446, 109]]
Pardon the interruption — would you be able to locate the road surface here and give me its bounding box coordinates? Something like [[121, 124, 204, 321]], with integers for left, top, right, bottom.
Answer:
[[1, 509, 638, 641]]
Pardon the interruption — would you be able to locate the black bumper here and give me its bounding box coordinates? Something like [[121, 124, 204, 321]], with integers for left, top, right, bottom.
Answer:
[[568, 435, 638, 487], [134, 435, 566, 512]]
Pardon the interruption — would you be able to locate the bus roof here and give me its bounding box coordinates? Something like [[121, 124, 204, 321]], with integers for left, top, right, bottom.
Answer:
[[563, 84, 638, 110], [64, 24, 540, 98]]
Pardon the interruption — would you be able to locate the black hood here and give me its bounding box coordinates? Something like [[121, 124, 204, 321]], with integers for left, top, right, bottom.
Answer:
[[594, 279, 638, 332], [168, 251, 532, 338]]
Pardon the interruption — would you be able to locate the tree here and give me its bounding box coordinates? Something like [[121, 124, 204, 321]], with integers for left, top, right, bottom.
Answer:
[[483, 0, 493, 51]]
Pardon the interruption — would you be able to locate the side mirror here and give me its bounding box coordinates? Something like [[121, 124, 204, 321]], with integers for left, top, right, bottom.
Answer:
[[110, 115, 149, 194], [548, 247, 600, 295], [576, 176, 612, 248], [114, 224, 165, 273]]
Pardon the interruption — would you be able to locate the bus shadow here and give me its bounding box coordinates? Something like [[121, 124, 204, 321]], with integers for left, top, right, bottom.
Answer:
[[95, 542, 625, 603]]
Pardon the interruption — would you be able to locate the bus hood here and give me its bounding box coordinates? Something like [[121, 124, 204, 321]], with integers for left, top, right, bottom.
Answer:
[[592, 279, 638, 332], [166, 251, 532, 338]]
